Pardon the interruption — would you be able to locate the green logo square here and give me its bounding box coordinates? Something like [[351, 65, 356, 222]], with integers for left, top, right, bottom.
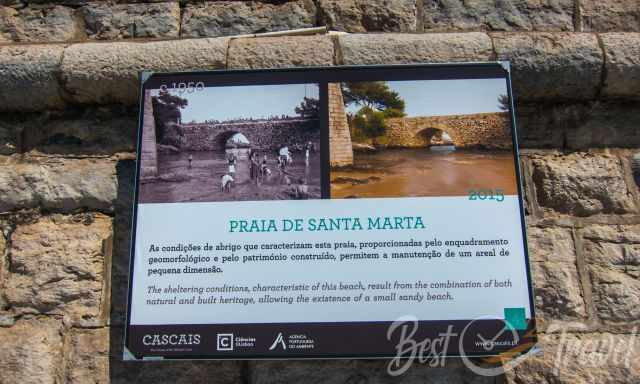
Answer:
[[504, 307, 527, 330]]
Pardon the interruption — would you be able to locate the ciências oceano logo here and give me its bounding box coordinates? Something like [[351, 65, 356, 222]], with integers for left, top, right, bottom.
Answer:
[[216, 333, 257, 351]]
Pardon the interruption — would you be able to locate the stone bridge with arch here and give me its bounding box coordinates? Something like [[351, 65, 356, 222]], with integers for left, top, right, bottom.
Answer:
[[138, 89, 320, 179], [384, 112, 512, 149], [179, 119, 320, 151]]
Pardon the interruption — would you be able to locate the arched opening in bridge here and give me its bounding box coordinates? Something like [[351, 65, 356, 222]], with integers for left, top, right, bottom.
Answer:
[[213, 131, 252, 149], [416, 127, 455, 150], [214, 131, 252, 159], [226, 133, 250, 148]]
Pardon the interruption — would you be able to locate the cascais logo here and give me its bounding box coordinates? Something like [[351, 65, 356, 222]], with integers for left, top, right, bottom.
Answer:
[[142, 333, 201, 346]]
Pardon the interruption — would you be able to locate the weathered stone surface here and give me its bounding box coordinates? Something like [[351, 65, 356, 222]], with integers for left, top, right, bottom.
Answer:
[[0, 44, 66, 111], [582, 225, 640, 324], [0, 318, 63, 384], [0, 227, 6, 312], [318, 0, 416, 32], [227, 35, 334, 69], [422, 0, 574, 31], [15, 106, 138, 155], [67, 328, 109, 384], [338, 32, 493, 65], [527, 226, 576, 264], [531, 153, 637, 216], [61, 38, 228, 105], [0, 226, 5, 257], [505, 332, 640, 383], [0, 5, 82, 42], [581, 0, 640, 32], [3, 0, 88, 4], [516, 102, 568, 148], [563, 101, 640, 149], [4, 214, 112, 326], [113, 361, 243, 384], [250, 359, 496, 384], [601, 33, 640, 98], [531, 262, 586, 322], [517, 101, 640, 149], [0, 119, 18, 155], [0, 156, 117, 213], [82, 2, 179, 40], [493, 33, 603, 100], [527, 227, 586, 325], [181, 0, 316, 38], [520, 159, 534, 216]]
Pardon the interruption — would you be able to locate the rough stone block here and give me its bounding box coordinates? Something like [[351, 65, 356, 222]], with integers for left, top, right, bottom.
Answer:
[[517, 101, 640, 149], [0, 44, 66, 111], [422, 0, 575, 31], [581, 0, 640, 32], [0, 119, 18, 155], [0, 225, 4, 254], [16, 106, 138, 155], [67, 328, 109, 384], [0, 318, 63, 384], [250, 359, 496, 384], [493, 33, 603, 100], [601, 33, 640, 98], [4, 214, 112, 326], [531, 262, 586, 322], [516, 102, 569, 148], [0, 156, 118, 213], [0, 5, 82, 42], [527, 226, 576, 264], [3, 0, 88, 4], [338, 32, 493, 65], [82, 2, 180, 40], [113, 361, 243, 383], [582, 225, 640, 324], [526, 227, 586, 325], [520, 159, 533, 216], [181, 0, 316, 38], [563, 101, 640, 149], [61, 38, 228, 105], [0, 227, 6, 311], [227, 35, 334, 69], [318, 0, 417, 32], [531, 153, 637, 217], [505, 332, 640, 383]]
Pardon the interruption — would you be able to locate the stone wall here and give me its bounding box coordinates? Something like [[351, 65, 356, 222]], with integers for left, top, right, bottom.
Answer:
[[385, 112, 512, 149], [0, 1, 639, 383], [180, 119, 320, 151]]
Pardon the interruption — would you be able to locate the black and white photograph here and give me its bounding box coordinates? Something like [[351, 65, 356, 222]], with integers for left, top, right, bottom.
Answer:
[[138, 83, 322, 203]]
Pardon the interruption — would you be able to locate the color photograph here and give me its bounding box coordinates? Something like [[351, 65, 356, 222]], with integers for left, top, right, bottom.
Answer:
[[328, 80, 516, 199], [139, 83, 322, 203]]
